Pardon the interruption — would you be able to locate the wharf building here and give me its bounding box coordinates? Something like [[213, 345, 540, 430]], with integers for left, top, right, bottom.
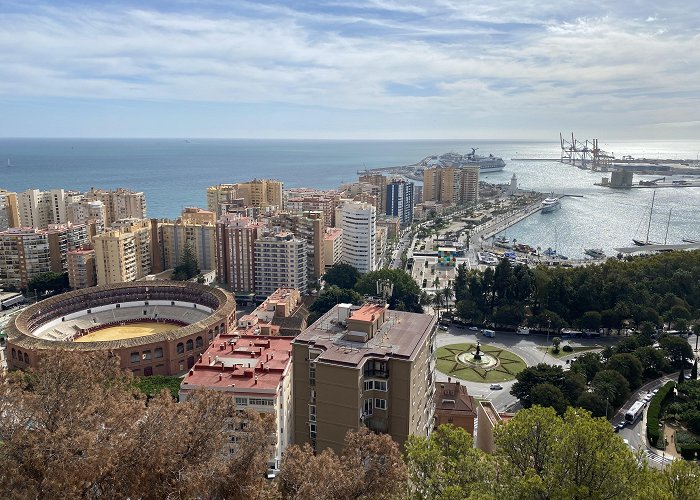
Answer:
[[216, 214, 267, 302], [0, 189, 20, 231], [93, 218, 152, 285], [322, 227, 343, 272], [267, 210, 325, 283], [423, 165, 479, 206], [386, 179, 414, 226], [157, 207, 217, 273], [292, 302, 437, 454], [253, 232, 307, 301], [0, 223, 90, 289], [336, 201, 376, 274], [179, 334, 294, 471]]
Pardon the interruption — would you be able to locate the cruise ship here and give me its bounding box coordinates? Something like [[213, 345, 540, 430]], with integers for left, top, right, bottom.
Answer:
[[423, 148, 506, 173], [540, 197, 561, 213]]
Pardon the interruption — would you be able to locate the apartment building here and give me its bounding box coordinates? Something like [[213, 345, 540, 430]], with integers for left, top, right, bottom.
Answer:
[[292, 302, 437, 454], [207, 180, 283, 217], [179, 334, 294, 471], [386, 179, 414, 226], [206, 184, 240, 216], [159, 207, 217, 272], [423, 165, 479, 206], [0, 190, 20, 231], [358, 173, 387, 212], [18, 188, 75, 228], [322, 227, 343, 271], [84, 187, 147, 225], [66, 199, 107, 235], [375, 225, 387, 270], [253, 232, 307, 300], [336, 201, 376, 274], [94, 218, 151, 284], [216, 214, 266, 294], [286, 192, 338, 227], [268, 211, 325, 281], [67, 247, 97, 289]]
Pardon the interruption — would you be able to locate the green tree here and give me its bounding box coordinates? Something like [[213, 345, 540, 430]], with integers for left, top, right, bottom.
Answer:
[[493, 302, 525, 329], [607, 353, 644, 389], [691, 359, 698, 381], [530, 383, 568, 415], [453, 263, 468, 302], [678, 367, 685, 385], [455, 299, 484, 325], [570, 352, 602, 382], [172, 243, 200, 281], [659, 335, 693, 367], [575, 392, 608, 417], [592, 369, 630, 411], [442, 284, 454, 314], [551, 336, 561, 353], [511, 364, 566, 407], [405, 424, 496, 500], [661, 459, 700, 500], [355, 269, 423, 312], [26, 271, 69, 295], [579, 310, 602, 331], [322, 263, 360, 290], [633, 346, 669, 378]]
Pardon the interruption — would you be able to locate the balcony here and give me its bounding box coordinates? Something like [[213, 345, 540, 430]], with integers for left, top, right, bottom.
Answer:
[[363, 367, 389, 379]]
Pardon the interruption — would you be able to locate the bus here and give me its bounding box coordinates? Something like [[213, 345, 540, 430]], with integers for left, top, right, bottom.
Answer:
[[624, 401, 645, 424]]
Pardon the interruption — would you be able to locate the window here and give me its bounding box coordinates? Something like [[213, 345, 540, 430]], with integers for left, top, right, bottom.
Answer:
[[177, 343, 184, 354], [249, 398, 274, 406], [131, 352, 140, 363], [375, 398, 387, 410], [186, 339, 193, 351], [309, 405, 316, 422], [363, 380, 387, 391], [310, 423, 317, 439], [195, 336, 203, 348], [23, 353, 29, 364], [11, 349, 16, 359], [235, 397, 248, 406], [364, 380, 372, 391], [363, 398, 373, 416], [142, 350, 152, 360], [309, 362, 316, 386], [154, 347, 163, 358]]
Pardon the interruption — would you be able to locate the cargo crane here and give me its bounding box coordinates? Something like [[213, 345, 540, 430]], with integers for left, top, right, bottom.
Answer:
[[560, 133, 615, 171]]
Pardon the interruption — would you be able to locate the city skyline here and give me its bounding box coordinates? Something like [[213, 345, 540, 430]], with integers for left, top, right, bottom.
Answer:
[[1, 1, 699, 140]]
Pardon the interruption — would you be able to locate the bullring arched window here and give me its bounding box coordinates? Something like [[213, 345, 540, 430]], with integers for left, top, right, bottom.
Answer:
[[186, 339, 193, 351], [177, 342, 184, 354], [11, 348, 16, 359], [17, 350, 23, 362], [155, 347, 163, 358], [196, 336, 203, 348], [23, 353, 29, 364]]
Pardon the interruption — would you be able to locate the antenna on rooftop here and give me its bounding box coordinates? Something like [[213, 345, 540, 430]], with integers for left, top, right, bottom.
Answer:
[[376, 279, 393, 306]]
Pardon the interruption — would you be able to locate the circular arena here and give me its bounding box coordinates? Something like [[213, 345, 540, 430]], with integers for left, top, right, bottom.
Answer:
[[5, 282, 237, 376]]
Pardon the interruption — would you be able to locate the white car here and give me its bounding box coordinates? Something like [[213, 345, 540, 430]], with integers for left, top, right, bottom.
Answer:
[[490, 383, 503, 390], [468, 326, 479, 331]]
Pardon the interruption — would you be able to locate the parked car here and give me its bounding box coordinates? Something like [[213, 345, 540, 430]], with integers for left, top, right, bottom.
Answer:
[[490, 383, 503, 390], [438, 325, 449, 331], [516, 327, 530, 335], [468, 326, 479, 331]]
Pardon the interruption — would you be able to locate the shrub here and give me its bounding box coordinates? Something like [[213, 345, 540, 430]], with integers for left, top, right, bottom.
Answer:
[[647, 381, 676, 448], [552, 347, 560, 354], [562, 345, 573, 353]]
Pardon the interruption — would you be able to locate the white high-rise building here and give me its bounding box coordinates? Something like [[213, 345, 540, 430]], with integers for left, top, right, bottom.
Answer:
[[18, 188, 81, 229], [337, 201, 376, 274]]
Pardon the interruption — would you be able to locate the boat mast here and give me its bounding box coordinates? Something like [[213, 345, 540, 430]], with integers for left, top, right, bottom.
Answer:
[[645, 190, 656, 244], [664, 208, 672, 245]]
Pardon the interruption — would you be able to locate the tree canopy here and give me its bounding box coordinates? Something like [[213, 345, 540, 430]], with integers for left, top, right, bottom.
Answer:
[[172, 243, 200, 281], [26, 271, 69, 295], [322, 263, 361, 290], [354, 268, 423, 313]]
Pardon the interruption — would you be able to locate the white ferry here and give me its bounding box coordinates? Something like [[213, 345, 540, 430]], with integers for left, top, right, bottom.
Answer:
[[540, 197, 561, 213]]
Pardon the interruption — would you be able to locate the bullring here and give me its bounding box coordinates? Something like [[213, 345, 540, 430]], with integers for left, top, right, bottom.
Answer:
[[5, 281, 237, 376]]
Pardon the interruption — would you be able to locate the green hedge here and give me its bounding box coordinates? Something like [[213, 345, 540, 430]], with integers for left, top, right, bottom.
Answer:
[[675, 430, 700, 460], [647, 381, 676, 449]]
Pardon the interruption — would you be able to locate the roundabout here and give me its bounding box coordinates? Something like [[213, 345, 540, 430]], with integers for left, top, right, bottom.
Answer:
[[435, 342, 527, 383]]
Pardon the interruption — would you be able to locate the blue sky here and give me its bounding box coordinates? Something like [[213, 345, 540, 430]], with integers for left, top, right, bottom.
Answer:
[[1, 0, 699, 139]]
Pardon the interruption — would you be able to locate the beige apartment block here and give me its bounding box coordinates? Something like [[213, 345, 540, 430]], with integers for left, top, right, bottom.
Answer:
[[159, 208, 217, 272], [66, 199, 107, 235], [292, 302, 437, 454], [286, 192, 338, 227], [358, 173, 387, 212], [206, 184, 239, 216], [216, 214, 266, 294], [18, 188, 76, 229], [94, 218, 151, 284], [253, 232, 307, 300], [67, 247, 97, 289], [423, 165, 479, 206], [84, 187, 147, 225], [322, 227, 342, 271], [267, 211, 325, 281], [207, 180, 283, 217], [0, 190, 20, 231]]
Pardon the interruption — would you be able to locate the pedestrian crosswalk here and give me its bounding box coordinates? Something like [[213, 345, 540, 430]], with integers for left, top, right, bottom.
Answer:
[[645, 450, 673, 466]]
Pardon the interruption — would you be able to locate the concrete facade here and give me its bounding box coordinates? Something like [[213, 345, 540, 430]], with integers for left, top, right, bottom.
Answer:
[[337, 201, 376, 274]]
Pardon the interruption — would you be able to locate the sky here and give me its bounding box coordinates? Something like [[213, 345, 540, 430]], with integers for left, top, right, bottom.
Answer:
[[1, 0, 699, 140]]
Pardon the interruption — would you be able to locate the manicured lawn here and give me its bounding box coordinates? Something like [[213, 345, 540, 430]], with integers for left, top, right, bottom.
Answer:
[[536, 345, 602, 359], [435, 343, 527, 383], [132, 375, 183, 400]]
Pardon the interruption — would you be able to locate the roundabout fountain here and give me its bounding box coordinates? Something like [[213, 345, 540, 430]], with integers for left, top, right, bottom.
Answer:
[[435, 341, 526, 383]]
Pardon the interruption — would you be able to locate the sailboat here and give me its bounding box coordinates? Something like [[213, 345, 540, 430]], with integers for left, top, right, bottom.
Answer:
[[633, 191, 661, 246]]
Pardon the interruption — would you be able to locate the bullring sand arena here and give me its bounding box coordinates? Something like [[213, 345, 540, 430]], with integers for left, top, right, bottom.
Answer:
[[74, 321, 180, 342]]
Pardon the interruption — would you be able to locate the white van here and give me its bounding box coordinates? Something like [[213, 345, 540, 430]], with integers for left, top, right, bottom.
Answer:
[[517, 327, 530, 335], [483, 329, 495, 338]]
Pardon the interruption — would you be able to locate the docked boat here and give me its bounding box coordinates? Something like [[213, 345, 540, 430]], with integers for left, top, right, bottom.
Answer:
[[584, 248, 606, 259], [494, 235, 512, 249], [540, 197, 561, 213]]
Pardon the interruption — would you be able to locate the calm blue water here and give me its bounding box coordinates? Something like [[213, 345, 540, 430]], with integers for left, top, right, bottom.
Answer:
[[1, 138, 699, 257]]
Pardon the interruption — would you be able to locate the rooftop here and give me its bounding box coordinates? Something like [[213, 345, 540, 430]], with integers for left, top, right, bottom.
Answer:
[[293, 303, 435, 367], [435, 379, 476, 416], [181, 334, 293, 392], [323, 227, 342, 240]]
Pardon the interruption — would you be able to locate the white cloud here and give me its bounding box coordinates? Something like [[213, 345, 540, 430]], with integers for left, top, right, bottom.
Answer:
[[0, 1, 698, 138]]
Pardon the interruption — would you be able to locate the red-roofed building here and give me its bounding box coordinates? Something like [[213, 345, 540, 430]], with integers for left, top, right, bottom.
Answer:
[[179, 334, 293, 470]]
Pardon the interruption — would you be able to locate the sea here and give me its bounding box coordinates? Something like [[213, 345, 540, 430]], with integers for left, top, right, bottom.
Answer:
[[2, 138, 700, 259]]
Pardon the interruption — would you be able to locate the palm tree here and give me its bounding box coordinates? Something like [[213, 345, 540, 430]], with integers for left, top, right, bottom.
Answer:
[[432, 276, 440, 290], [432, 291, 443, 319], [443, 284, 454, 314]]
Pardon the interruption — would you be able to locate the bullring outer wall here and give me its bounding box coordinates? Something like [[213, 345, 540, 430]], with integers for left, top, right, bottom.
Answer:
[[5, 281, 237, 376]]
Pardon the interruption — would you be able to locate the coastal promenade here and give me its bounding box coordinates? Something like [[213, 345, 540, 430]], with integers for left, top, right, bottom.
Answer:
[[474, 198, 545, 242]]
